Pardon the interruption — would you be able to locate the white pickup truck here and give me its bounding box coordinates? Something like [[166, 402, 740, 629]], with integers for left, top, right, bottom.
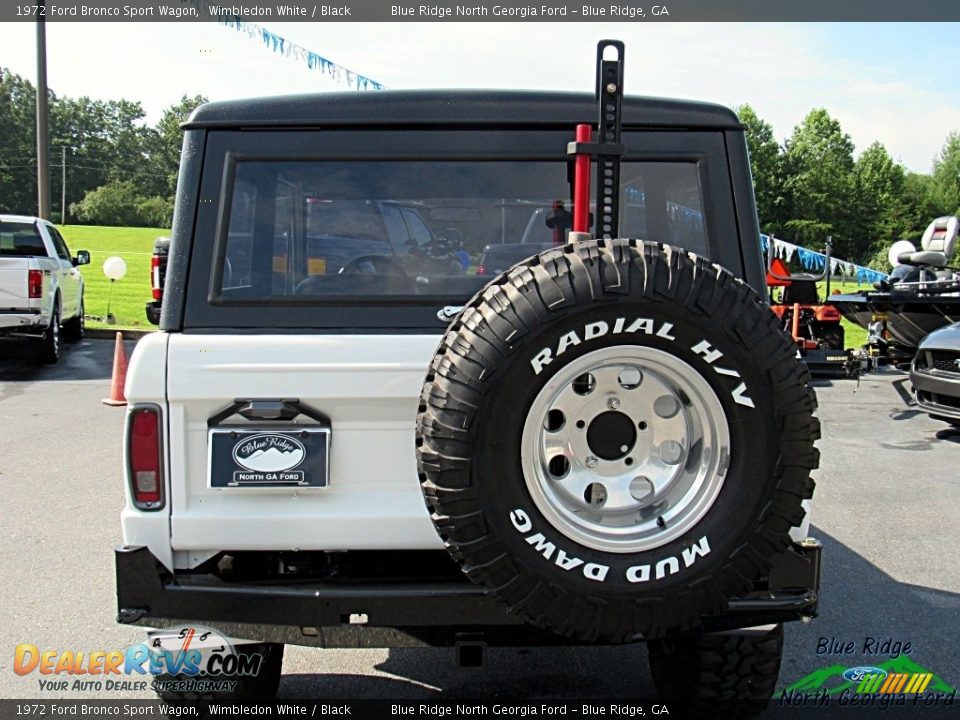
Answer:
[[0, 214, 89, 362]]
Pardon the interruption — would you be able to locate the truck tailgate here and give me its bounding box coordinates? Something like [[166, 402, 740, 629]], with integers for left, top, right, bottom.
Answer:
[[0, 258, 30, 309], [164, 333, 447, 558]]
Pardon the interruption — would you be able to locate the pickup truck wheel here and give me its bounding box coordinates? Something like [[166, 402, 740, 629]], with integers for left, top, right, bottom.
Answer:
[[417, 239, 819, 641], [63, 297, 85, 342], [38, 304, 61, 364], [153, 642, 284, 701], [647, 624, 784, 720]]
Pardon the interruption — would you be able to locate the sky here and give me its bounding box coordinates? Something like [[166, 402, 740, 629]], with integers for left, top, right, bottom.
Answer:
[[2, 21, 959, 173]]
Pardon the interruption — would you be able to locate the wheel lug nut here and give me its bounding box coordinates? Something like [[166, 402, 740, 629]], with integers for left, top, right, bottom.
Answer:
[[607, 397, 620, 410], [586, 456, 599, 468]]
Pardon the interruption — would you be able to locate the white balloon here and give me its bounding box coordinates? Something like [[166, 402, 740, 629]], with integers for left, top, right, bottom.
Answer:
[[103, 256, 128, 281], [887, 240, 916, 268]]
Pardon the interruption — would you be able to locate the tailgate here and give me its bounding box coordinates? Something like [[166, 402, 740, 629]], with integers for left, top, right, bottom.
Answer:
[[165, 333, 446, 556], [0, 258, 31, 309]]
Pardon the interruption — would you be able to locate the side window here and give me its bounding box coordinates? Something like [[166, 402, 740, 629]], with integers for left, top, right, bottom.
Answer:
[[401, 208, 433, 246], [47, 226, 72, 261], [223, 181, 256, 290], [381, 205, 409, 247], [620, 163, 706, 255]]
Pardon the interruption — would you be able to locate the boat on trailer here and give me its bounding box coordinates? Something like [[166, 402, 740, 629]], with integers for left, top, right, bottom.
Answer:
[[832, 216, 960, 351]]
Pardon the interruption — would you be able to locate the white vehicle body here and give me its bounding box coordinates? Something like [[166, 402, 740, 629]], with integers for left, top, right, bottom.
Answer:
[[0, 214, 85, 337], [123, 332, 447, 571], [123, 329, 811, 573]]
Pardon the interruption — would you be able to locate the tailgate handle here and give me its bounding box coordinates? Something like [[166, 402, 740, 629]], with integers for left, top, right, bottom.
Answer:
[[208, 399, 330, 427]]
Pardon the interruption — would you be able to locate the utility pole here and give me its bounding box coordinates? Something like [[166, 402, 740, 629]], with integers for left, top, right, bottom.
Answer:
[[35, 2, 51, 220], [61, 146, 67, 225]]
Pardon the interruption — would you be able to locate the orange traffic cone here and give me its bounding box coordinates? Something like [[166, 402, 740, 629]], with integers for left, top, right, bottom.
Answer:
[[102, 332, 129, 406]]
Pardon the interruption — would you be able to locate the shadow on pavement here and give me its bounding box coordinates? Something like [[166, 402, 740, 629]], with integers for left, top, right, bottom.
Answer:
[[278, 644, 651, 700], [0, 337, 117, 383], [274, 527, 958, 716]]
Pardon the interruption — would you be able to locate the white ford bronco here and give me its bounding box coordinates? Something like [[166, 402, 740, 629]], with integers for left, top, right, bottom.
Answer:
[[116, 43, 821, 717]]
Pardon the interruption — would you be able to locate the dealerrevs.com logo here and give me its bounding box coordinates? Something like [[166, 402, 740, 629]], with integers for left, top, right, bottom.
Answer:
[[13, 626, 262, 693]]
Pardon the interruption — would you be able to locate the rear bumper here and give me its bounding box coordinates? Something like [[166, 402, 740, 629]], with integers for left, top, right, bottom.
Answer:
[[145, 302, 161, 326], [0, 309, 44, 333], [115, 539, 822, 647]]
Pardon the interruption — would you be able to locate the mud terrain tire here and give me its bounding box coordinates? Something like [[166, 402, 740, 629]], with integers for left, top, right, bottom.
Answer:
[[647, 624, 784, 719], [417, 239, 818, 641]]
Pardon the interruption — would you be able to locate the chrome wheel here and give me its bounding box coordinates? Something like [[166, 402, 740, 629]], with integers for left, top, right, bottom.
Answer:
[[521, 346, 731, 553]]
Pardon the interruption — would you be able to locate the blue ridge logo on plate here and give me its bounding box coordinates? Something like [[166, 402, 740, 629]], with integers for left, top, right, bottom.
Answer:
[[232, 433, 306, 473]]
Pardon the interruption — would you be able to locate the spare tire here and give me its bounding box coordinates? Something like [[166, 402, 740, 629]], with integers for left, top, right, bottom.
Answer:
[[416, 239, 819, 641]]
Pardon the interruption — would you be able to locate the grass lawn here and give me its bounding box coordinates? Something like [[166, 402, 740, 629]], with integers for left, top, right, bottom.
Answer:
[[819, 279, 873, 350], [58, 224, 164, 330]]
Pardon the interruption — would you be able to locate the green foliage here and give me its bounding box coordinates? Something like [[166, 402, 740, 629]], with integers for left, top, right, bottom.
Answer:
[[782, 108, 857, 255], [854, 142, 908, 248], [931, 131, 960, 216], [70, 180, 172, 228], [740, 104, 960, 266], [0, 66, 205, 227], [136, 195, 175, 228], [0, 68, 39, 215], [736, 104, 785, 232]]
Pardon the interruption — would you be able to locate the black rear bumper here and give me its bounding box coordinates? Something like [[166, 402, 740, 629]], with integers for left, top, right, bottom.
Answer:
[[115, 540, 821, 647], [145, 302, 161, 326]]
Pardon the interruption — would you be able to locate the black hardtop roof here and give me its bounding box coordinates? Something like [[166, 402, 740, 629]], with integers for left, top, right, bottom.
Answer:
[[184, 90, 741, 130]]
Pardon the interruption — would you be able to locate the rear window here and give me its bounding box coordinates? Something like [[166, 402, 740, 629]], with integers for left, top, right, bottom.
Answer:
[[214, 160, 707, 302], [0, 222, 46, 257]]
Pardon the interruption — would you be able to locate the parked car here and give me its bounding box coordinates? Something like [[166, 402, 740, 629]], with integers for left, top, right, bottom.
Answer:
[[0, 214, 89, 362], [911, 321, 960, 427], [145, 236, 169, 325]]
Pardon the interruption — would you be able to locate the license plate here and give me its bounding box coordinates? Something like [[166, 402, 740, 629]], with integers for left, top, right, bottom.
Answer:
[[208, 427, 329, 489]]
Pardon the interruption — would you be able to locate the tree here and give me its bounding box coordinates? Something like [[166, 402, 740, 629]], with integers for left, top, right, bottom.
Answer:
[[781, 109, 857, 255], [931, 131, 960, 217], [853, 142, 908, 248], [147, 95, 208, 198], [736, 104, 784, 232], [0, 68, 39, 214], [70, 180, 169, 227]]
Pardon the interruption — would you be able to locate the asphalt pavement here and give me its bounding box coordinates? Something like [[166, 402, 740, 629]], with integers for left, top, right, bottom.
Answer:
[[0, 338, 957, 708]]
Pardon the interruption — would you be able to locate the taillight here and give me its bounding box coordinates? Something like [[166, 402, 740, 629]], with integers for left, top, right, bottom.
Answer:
[[28, 269, 43, 299], [476, 265, 487, 276], [150, 255, 162, 300], [127, 406, 163, 510]]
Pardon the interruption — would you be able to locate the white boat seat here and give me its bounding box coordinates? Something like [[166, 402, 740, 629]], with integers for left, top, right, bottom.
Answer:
[[904, 216, 958, 267]]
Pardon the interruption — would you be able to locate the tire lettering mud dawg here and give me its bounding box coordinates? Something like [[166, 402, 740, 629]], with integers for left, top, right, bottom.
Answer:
[[530, 318, 755, 408], [510, 508, 712, 583]]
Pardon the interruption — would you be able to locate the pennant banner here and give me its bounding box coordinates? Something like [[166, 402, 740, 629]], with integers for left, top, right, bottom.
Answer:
[[218, 17, 386, 91], [760, 235, 888, 284]]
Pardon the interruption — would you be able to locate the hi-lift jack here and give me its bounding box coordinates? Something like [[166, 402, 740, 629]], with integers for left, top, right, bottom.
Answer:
[[568, 40, 626, 242]]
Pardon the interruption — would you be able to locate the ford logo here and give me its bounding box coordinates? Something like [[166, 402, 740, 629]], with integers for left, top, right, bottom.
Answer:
[[842, 666, 887, 683], [232, 433, 305, 473]]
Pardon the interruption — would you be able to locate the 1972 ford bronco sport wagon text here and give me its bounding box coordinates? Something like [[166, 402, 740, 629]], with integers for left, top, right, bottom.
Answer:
[[115, 43, 821, 718]]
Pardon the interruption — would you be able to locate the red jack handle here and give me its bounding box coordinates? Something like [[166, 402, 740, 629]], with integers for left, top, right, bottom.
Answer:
[[573, 124, 592, 234]]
